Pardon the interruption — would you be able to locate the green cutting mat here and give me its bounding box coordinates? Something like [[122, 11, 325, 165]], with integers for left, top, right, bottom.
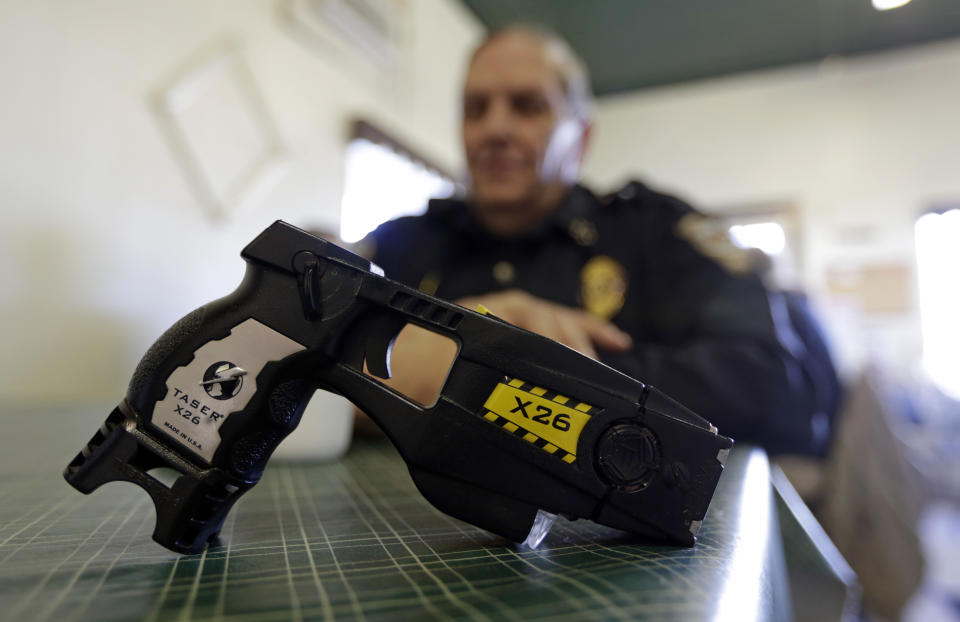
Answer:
[[0, 406, 782, 622]]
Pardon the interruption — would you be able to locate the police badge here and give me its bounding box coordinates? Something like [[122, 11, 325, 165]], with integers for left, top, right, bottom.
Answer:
[[580, 255, 628, 320]]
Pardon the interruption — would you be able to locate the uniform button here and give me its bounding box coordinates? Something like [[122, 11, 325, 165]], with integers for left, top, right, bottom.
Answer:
[[492, 260, 515, 285], [569, 218, 598, 246]]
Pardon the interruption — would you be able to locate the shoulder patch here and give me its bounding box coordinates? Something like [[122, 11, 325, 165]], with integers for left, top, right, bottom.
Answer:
[[675, 214, 753, 275]]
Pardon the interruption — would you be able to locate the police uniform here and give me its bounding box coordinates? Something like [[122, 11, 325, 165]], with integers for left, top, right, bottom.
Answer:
[[368, 181, 837, 455]]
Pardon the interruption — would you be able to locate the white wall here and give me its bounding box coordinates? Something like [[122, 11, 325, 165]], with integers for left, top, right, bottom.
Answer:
[[582, 39, 960, 377], [0, 0, 482, 403]]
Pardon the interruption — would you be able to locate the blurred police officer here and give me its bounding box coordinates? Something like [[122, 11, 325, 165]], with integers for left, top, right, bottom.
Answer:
[[365, 26, 837, 455]]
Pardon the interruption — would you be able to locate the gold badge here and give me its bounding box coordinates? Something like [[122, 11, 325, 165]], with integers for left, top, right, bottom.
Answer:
[[580, 255, 628, 320], [675, 214, 752, 274]]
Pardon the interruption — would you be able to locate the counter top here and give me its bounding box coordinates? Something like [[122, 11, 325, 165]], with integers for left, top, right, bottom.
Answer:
[[0, 405, 850, 621]]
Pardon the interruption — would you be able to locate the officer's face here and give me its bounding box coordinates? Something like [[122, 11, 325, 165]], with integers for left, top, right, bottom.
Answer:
[[462, 32, 587, 236]]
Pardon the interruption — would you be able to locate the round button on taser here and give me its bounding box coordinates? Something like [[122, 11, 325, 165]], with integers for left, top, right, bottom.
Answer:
[[595, 423, 661, 492]]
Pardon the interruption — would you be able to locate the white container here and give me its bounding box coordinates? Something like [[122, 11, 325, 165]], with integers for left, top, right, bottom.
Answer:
[[273, 390, 354, 461]]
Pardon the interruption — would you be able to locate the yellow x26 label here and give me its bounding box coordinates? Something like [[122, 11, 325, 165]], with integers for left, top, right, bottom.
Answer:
[[481, 378, 597, 464]]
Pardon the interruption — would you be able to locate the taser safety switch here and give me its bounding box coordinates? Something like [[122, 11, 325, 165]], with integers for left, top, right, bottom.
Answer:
[[64, 221, 733, 555]]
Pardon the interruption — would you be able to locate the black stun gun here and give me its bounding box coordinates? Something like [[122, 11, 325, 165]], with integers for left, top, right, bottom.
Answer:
[[64, 221, 732, 555]]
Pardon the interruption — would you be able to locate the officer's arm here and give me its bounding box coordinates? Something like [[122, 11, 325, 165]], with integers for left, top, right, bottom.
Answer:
[[358, 290, 633, 408], [602, 218, 828, 455], [359, 220, 635, 407]]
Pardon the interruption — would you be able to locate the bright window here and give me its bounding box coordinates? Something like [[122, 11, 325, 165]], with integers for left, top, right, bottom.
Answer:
[[728, 222, 786, 255], [915, 209, 960, 399], [339, 130, 454, 243]]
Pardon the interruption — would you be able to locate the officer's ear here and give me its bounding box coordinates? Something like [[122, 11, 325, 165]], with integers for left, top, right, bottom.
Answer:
[[550, 116, 591, 184], [578, 120, 593, 166]]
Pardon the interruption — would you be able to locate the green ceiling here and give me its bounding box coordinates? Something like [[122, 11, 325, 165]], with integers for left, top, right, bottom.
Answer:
[[459, 0, 960, 95]]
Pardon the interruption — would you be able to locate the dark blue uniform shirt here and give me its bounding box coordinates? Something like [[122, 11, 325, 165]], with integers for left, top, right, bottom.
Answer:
[[369, 182, 837, 455]]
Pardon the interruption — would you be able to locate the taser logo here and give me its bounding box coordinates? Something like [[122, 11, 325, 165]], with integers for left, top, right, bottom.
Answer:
[[200, 361, 247, 400]]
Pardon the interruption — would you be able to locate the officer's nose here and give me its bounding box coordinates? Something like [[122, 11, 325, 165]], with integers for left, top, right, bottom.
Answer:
[[478, 97, 515, 142]]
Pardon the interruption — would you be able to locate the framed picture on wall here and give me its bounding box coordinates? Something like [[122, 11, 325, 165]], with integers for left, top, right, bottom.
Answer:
[[153, 41, 288, 220]]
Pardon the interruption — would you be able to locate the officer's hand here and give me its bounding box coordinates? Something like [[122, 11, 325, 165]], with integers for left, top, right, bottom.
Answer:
[[355, 323, 459, 426], [456, 289, 633, 359], [353, 289, 633, 434]]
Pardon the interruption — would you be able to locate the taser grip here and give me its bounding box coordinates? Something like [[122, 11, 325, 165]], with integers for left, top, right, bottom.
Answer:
[[64, 262, 323, 553], [65, 325, 318, 554]]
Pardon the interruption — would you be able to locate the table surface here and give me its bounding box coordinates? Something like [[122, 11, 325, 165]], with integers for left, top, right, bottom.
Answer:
[[0, 405, 829, 621]]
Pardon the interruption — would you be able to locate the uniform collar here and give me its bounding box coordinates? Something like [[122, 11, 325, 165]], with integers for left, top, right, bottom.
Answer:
[[426, 184, 599, 243]]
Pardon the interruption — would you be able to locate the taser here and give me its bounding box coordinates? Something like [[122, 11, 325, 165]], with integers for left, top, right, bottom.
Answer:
[[64, 221, 732, 554]]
